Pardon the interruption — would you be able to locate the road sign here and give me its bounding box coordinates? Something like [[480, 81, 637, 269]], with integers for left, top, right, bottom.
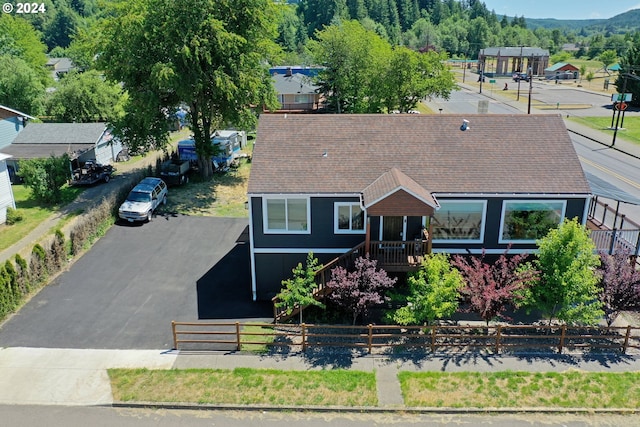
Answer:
[[614, 102, 628, 111], [489, 79, 496, 84], [612, 93, 632, 102]]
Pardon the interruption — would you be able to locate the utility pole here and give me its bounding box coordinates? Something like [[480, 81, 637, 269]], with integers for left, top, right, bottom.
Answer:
[[612, 75, 628, 147], [527, 61, 534, 114], [517, 46, 523, 101]]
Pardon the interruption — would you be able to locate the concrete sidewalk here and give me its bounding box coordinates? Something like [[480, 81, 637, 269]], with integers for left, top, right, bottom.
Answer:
[[2, 346, 640, 408]]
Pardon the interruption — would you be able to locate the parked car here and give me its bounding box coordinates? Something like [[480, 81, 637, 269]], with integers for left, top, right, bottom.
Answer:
[[513, 72, 529, 82], [118, 177, 168, 223]]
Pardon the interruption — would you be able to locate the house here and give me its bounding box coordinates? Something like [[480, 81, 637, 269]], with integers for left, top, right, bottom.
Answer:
[[0, 153, 16, 225], [269, 68, 321, 113], [0, 105, 34, 150], [545, 63, 580, 80], [247, 114, 592, 301], [1, 123, 123, 180], [46, 57, 75, 81]]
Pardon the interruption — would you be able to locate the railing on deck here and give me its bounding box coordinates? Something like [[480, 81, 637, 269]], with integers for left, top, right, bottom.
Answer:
[[588, 198, 640, 257]]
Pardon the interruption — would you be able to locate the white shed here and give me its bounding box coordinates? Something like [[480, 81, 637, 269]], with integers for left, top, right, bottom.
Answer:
[[0, 153, 16, 224]]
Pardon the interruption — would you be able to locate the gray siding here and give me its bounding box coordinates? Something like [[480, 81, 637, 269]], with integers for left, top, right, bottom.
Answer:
[[0, 160, 15, 224], [0, 118, 23, 149]]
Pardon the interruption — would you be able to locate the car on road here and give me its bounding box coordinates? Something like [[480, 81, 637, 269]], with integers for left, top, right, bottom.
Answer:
[[118, 177, 167, 222], [513, 72, 529, 82]]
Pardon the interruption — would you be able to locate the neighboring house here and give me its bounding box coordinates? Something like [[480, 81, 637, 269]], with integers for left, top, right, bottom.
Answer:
[[545, 63, 580, 80], [0, 153, 16, 225], [270, 68, 321, 113], [2, 123, 123, 180], [46, 57, 75, 81], [0, 105, 34, 150], [247, 114, 592, 301]]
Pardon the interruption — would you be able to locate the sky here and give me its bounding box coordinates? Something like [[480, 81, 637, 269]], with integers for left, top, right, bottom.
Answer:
[[481, 0, 640, 20]]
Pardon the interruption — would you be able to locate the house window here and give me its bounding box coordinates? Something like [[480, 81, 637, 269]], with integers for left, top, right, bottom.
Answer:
[[264, 197, 310, 233], [432, 201, 486, 242], [294, 94, 312, 104], [334, 202, 365, 234], [499, 200, 566, 243]]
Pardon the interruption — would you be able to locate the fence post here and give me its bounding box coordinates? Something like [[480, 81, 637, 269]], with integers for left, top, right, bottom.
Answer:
[[601, 204, 608, 226], [368, 324, 373, 354], [235, 322, 241, 351], [495, 325, 501, 354], [430, 326, 436, 352], [623, 325, 631, 354], [558, 325, 566, 354], [171, 320, 178, 350], [302, 323, 307, 352], [609, 228, 618, 255]]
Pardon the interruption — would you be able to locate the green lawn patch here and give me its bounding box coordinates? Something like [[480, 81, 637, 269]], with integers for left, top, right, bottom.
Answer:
[[568, 116, 640, 146], [0, 184, 83, 252], [109, 368, 377, 406], [240, 323, 275, 353], [399, 371, 640, 408]]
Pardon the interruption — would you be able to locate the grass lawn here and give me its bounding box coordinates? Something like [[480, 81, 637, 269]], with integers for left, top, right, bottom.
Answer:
[[567, 116, 640, 145], [109, 368, 377, 406], [399, 371, 640, 408], [163, 147, 253, 218], [0, 184, 84, 252]]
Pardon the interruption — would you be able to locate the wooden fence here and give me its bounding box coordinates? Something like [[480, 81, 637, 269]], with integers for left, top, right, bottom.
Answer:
[[171, 321, 640, 355]]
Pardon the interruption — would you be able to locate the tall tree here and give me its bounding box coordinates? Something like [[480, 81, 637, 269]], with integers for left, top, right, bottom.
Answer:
[[0, 55, 45, 115], [597, 250, 640, 326], [530, 218, 603, 325], [98, 0, 279, 177], [46, 70, 126, 122], [599, 49, 618, 75], [392, 253, 463, 326], [615, 42, 640, 107], [0, 14, 49, 84], [327, 256, 396, 325]]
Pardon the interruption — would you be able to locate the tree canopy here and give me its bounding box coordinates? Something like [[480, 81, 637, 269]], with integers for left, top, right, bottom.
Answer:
[[97, 0, 279, 176]]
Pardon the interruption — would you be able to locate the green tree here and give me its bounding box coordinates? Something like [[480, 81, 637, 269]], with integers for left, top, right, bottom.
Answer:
[[0, 14, 48, 74], [0, 55, 45, 115], [98, 0, 279, 177], [378, 47, 455, 113], [529, 218, 603, 325], [599, 49, 618, 75], [46, 70, 126, 122], [615, 43, 640, 107], [276, 253, 324, 323], [392, 253, 463, 326], [17, 154, 71, 204], [309, 20, 391, 113]]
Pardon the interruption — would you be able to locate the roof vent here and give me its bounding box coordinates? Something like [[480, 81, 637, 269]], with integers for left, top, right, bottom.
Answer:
[[460, 119, 469, 131], [322, 151, 328, 157]]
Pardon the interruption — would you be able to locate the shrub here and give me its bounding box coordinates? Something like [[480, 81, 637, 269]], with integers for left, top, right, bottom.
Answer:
[[5, 207, 23, 225], [29, 244, 47, 285], [14, 254, 30, 294]]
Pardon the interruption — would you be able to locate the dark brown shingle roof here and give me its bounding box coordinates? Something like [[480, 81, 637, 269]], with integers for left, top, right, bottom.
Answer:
[[248, 114, 590, 196]]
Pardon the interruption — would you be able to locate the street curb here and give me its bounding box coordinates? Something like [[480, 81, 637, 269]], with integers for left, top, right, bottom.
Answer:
[[110, 401, 639, 414]]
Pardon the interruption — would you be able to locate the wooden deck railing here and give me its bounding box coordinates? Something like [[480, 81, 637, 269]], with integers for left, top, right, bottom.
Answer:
[[171, 321, 640, 355]]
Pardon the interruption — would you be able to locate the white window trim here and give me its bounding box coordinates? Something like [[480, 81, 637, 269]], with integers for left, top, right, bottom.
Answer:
[[334, 202, 366, 234], [431, 200, 487, 244], [262, 196, 311, 234], [498, 199, 567, 244]]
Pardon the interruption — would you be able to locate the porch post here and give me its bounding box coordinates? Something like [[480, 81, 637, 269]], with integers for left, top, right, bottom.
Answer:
[[427, 215, 433, 254], [365, 216, 371, 256]]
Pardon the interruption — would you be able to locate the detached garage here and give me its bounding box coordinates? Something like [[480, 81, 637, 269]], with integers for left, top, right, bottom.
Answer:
[[1, 123, 123, 180]]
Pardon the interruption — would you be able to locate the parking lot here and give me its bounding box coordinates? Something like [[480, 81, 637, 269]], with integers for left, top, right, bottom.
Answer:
[[0, 215, 271, 349]]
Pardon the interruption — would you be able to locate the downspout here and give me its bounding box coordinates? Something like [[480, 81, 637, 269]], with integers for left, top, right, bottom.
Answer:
[[248, 197, 258, 301]]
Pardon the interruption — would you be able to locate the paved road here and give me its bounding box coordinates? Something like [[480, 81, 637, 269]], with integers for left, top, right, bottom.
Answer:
[[0, 216, 271, 349], [3, 405, 639, 427]]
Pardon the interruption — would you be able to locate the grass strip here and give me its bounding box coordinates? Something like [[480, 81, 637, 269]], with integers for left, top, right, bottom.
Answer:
[[109, 368, 377, 407], [399, 371, 640, 408], [567, 116, 640, 146]]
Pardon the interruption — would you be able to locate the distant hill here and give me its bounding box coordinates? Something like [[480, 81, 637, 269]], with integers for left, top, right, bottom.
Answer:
[[524, 8, 640, 33]]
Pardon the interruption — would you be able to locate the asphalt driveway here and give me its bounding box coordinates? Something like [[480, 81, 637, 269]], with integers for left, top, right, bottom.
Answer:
[[0, 215, 271, 350]]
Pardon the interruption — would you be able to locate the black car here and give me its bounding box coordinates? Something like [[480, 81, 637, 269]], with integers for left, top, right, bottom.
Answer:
[[513, 72, 529, 82]]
